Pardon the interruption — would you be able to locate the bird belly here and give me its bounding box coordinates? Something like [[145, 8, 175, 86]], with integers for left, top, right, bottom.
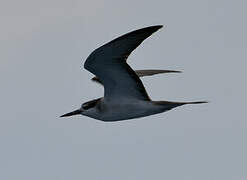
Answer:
[[96, 101, 163, 121]]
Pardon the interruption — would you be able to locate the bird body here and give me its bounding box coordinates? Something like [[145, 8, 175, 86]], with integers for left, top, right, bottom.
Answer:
[[61, 25, 207, 121], [81, 98, 162, 121]]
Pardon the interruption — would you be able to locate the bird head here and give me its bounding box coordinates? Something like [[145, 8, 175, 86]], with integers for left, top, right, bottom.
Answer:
[[60, 98, 100, 118]]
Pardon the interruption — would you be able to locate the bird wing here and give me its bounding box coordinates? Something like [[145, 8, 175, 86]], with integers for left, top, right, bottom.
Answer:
[[84, 25, 163, 102], [135, 69, 181, 77], [91, 69, 181, 85]]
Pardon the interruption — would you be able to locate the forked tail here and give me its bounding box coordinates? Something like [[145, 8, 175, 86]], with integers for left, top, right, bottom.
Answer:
[[183, 101, 208, 104], [154, 100, 208, 105], [153, 100, 208, 111]]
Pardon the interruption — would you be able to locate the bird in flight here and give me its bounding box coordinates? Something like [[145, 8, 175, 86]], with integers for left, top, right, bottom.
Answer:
[[61, 25, 207, 121]]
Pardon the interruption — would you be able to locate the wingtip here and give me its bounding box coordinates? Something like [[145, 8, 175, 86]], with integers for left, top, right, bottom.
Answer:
[[163, 70, 182, 73], [188, 101, 209, 104], [152, 25, 163, 30], [155, 25, 163, 28], [143, 25, 163, 32], [154, 69, 182, 74]]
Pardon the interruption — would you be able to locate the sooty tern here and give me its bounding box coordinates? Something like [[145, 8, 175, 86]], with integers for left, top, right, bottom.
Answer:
[[61, 25, 207, 121]]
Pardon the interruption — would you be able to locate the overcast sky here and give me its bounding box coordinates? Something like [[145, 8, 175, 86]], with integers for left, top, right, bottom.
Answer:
[[1, 0, 246, 179]]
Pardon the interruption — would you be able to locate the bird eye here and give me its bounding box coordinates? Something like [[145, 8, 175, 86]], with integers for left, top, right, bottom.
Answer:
[[82, 103, 90, 110], [82, 99, 99, 110]]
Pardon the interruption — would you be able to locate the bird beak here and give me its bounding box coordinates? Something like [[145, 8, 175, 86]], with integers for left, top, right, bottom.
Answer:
[[60, 109, 81, 117]]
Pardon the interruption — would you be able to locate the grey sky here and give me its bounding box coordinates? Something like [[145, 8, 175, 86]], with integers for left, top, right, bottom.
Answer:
[[1, 0, 246, 179]]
